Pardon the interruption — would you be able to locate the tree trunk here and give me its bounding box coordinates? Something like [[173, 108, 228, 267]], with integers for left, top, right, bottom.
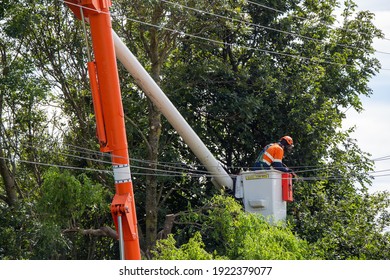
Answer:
[[0, 45, 18, 207], [0, 150, 18, 207], [142, 3, 165, 252], [144, 83, 162, 253]]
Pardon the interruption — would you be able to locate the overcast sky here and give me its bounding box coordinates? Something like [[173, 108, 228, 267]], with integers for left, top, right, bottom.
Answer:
[[341, 0, 390, 193]]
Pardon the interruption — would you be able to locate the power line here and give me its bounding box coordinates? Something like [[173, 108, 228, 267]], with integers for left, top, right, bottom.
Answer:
[[0, 155, 111, 174], [126, 15, 390, 71], [246, 0, 295, 17], [373, 155, 390, 162], [34, 0, 390, 182], [19, 142, 372, 178], [5, 134, 390, 183], [21, 143, 213, 177], [122, 15, 366, 69], [56, 142, 390, 182], [60, 144, 212, 175], [160, 0, 390, 55], [369, 168, 390, 175], [61, 0, 390, 70], [246, 0, 390, 41], [6, 142, 390, 183], [3, 153, 387, 181], [22, 141, 390, 176]]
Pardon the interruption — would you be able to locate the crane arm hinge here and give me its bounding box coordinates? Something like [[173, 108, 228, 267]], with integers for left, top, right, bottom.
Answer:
[[110, 193, 138, 240]]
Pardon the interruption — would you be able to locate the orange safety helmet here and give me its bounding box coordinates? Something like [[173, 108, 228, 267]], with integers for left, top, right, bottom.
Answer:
[[280, 136, 293, 147]]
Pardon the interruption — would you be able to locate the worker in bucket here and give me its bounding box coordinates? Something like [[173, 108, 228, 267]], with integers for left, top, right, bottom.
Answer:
[[253, 136, 295, 174]]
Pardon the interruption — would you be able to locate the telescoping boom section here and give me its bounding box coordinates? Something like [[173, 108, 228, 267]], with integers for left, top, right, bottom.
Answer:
[[112, 30, 234, 191], [65, 0, 140, 260]]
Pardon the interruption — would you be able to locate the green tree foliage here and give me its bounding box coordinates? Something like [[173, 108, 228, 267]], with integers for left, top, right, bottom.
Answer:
[[152, 232, 219, 260], [292, 138, 390, 259], [37, 168, 108, 227], [34, 168, 115, 259], [0, 203, 34, 259], [0, 168, 116, 259], [1, 0, 56, 208], [153, 195, 316, 260]]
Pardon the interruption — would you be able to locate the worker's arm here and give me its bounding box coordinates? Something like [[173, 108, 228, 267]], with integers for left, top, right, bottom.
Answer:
[[273, 162, 299, 179], [271, 161, 291, 173]]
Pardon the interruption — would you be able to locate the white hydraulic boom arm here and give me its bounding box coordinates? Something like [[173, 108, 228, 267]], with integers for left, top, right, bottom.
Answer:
[[112, 30, 234, 191]]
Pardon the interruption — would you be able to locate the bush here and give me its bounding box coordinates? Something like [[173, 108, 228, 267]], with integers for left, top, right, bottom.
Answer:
[[153, 195, 317, 260]]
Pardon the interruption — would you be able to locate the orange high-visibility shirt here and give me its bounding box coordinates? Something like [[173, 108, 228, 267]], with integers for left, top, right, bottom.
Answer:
[[259, 143, 284, 166]]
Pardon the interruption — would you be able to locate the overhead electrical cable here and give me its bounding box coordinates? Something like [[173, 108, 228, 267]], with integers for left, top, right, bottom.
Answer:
[[372, 155, 390, 162], [246, 0, 390, 41], [0, 154, 365, 180], [0, 155, 111, 174], [25, 143, 376, 178], [120, 17, 365, 68], [22, 143, 214, 177], [61, 0, 390, 70], [10, 144, 390, 182], [62, 144, 211, 175], [51, 1, 390, 181], [25, 141, 390, 178], [4, 144, 390, 182], [160, 0, 390, 55]]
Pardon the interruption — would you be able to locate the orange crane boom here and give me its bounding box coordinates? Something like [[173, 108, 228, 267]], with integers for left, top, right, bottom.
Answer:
[[65, 0, 140, 260]]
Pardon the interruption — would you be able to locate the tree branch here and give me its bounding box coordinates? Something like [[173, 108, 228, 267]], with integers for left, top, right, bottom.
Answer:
[[157, 214, 176, 240], [63, 226, 118, 240], [125, 115, 152, 156]]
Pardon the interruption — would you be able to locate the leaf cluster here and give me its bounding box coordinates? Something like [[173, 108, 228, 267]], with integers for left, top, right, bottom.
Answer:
[[154, 195, 317, 260]]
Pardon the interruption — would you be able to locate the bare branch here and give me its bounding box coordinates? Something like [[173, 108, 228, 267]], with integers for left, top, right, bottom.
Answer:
[[63, 226, 118, 240], [157, 214, 176, 240]]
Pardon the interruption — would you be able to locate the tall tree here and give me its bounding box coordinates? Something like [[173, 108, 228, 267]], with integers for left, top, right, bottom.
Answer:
[[0, 0, 52, 207], [112, 0, 252, 253]]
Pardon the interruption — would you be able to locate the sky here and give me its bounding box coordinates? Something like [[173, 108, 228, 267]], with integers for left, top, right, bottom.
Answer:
[[341, 0, 390, 193]]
